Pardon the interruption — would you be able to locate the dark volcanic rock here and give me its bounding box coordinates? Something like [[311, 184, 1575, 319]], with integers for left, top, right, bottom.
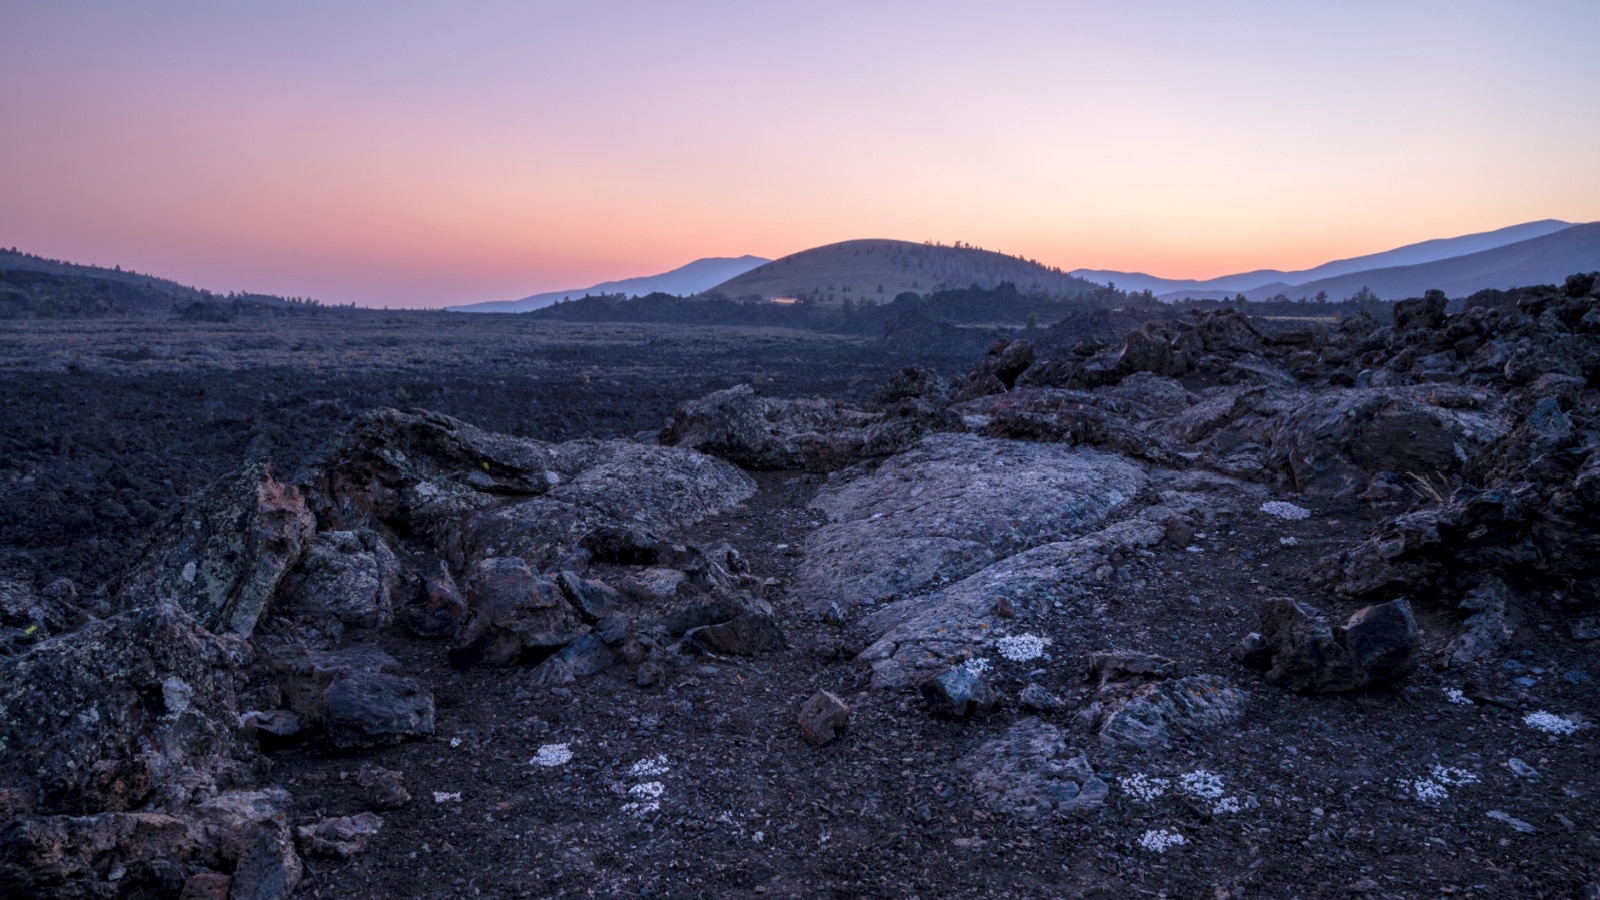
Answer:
[[450, 557, 585, 668], [0, 601, 244, 816], [357, 764, 411, 810], [402, 562, 469, 639], [686, 610, 786, 656], [958, 717, 1107, 818], [919, 664, 998, 717], [295, 812, 383, 859], [0, 811, 199, 898], [1237, 597, 1420, 693], [113, 463, 314, 636], [323, 671, 435, 749], [279, 528, 400, 633], [797, 690, 852, 746], [1096, 675, 1248, 750]]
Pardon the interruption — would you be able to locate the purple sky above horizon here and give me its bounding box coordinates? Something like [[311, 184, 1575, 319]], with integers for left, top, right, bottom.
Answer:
[[2, 1, 1597, 308]]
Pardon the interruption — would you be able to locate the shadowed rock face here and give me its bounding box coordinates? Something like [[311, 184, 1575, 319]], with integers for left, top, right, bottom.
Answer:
[[959, 717, 1108, 819], [112, 464, 314, 636], [1236, 597, 1420, 693], [793, 433, 1145, 615]]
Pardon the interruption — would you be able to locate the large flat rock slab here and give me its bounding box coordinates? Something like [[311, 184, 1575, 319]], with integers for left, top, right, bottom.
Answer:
[[792, 434, 1145, 614]]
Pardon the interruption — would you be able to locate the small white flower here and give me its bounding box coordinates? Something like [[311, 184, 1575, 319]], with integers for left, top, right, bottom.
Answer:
[[1260, 501, 1310, 521], [995, 634, 1049, 662], [1179, 769, 1225, 801], [532, 743, 573, 767], [1138, 829, 1187, 853], [629, 755, 670, 777], [621, 800, 660, 817], [450, 737, 463, 748], [432, 791, 461, 803], [1212, 797, 1242, 815], [962, 657, 992, 675], [1443, 688, 1473, 705], [1523, 711, 1580, 735], [1185, 545, 1204, 554], [1278, 536, 1299, 546], [1121, 773, 1169, 802]]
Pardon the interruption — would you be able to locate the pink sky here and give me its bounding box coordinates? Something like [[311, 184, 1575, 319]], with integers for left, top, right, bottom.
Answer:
[[2, 1, 1597, 307]]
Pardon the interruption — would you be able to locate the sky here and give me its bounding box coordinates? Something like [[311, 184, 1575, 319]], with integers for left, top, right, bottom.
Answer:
[[2, 1, 1598, 308]]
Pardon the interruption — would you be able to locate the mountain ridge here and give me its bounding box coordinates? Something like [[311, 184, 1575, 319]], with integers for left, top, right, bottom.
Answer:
[[1073, 219, 1576, 297], [452, 255, 769, 313]]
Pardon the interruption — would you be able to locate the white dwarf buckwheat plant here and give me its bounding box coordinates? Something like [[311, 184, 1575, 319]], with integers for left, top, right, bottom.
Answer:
[[1523, 711, 1581, 735], [532, 743, 573, 767], [1443, 688, 1473, 705], [1138, 829, 1187, 853], [629, 755, 671, 777], [1212, 797, 1242, 815], [1260, 501, 1310, 520], [995, 634, 1049, 662], [1178, 769, 1225, 800], [1121, 773, 1169, 802]]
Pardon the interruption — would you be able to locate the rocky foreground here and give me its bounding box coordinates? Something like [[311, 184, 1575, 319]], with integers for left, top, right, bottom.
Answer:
[[4, 277, 1600, 898]]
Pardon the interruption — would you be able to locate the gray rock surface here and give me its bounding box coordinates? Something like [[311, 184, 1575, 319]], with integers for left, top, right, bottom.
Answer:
[[794, 433, 1145, 614], [958, 717, 1107, 818], [279, 529, 400, 633], [1097, 675, 1248, 750]]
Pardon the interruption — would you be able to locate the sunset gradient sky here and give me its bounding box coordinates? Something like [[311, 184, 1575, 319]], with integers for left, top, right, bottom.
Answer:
[[3, 1, 1597, 308]]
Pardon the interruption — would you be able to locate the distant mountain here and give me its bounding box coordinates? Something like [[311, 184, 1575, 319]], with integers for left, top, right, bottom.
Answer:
[[452, 255, 769, 313], [708, 239, 1100, 304], [1073, 220, 1576, 299], [1229, 221, 1600, 302]]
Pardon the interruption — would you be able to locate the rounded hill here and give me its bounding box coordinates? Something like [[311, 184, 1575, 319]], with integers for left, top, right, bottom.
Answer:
[[706, 239, 1099, 304]]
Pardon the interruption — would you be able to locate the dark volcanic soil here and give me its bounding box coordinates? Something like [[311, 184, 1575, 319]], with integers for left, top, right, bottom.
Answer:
[[3, 308, 1599, 899]]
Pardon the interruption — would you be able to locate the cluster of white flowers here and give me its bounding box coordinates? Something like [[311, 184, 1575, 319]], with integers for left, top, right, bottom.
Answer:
[[1409, 779, 1450, 803], [622, 755, 672, 817], [432, 791, 461, 803], [1179, 769, 1225, 800], [1120, 773, 1169, 802], [629, 782, 665, 800], [1431, 765, 1478, 785], [1138, 829, 1187, 853], [1523, 711, 1581, 735], [629, 754, 671, 778], [1443, 688, 1473, 705], [532, 743, 573, 767], [962, 657, 992, 675], [1278, 536, 1299, 546], [995, 634, 1049, 662], [1212, 797, 1242, 815], [1260, 501, 1311, 521], [1406, 764, 1478, 803]]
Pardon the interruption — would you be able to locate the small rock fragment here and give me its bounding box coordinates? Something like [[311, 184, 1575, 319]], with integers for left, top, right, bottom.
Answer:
[[357, 764, 410, 810], [295, 813, 383, 860], [1018, 683, 1065, 711], [797, 691, 852, 745], [1485, 810, 1538, 834], [179, 872, 233, 900], [920, 665, 998, 717]]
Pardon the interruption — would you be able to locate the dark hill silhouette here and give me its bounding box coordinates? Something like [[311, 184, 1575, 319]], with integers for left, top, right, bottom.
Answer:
[[709, 239, 1099, 303]]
